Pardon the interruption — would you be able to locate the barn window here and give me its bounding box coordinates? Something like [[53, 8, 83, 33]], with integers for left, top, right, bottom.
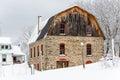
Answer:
[[30, 48, 32, 58], [37, 63, 40, 70], [86, 44, 92, 56], [60, 43, 65, 55], [34, 47, 36, 57], [59, 22, 66, 35], [37, 46, 40, 56], [41, 45, 43, 56]]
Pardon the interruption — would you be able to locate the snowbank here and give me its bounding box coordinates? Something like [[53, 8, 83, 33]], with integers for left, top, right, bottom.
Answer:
[[0, 61, 120, 80]]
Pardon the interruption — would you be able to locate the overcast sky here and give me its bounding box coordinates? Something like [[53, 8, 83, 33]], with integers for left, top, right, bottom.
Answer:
[[0, 0, 79, 40]]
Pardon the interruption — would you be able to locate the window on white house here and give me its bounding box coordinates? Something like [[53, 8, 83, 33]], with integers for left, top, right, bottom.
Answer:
[[1, 45, 4, 49], [5, 45, 8, 49], [2, 54, 6, 62]]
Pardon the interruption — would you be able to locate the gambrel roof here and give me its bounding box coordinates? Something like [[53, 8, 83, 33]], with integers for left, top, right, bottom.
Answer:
[[29, 6, 105, 43]]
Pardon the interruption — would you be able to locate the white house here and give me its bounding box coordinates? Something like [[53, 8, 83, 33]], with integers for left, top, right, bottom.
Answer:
[[12, 46, 25, 63], [0, 37, 25, 65]]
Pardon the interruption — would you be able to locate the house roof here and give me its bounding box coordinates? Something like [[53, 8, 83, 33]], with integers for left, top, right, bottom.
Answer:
[[0, 37, 12, 44], [12, 46, 25, 56], [0, 49, 13, 54], [0, 45, 25, 56]]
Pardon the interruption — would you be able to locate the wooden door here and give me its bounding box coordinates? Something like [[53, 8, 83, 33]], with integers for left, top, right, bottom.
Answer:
[[56, 61, 69, 68]]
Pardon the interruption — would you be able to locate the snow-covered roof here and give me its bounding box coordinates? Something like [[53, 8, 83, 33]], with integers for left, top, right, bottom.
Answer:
[[28, 19, 49, 44], [0, 49, 13, 54], [0, 45, 25, 56], [0, 37, 12, 44], [12, 46, 25, 56]]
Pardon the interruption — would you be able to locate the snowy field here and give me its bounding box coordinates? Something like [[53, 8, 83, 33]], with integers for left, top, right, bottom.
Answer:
[[0, 60, 120, 80]]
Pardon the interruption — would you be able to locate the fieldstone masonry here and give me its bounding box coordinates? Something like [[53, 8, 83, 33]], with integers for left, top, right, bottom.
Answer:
[[29, 36, 104, 70]]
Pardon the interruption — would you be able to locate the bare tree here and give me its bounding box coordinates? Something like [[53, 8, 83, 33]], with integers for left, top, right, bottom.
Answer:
[[19, 26, 34, 62], [76, 0, 120, 52], [92, 0, 120, 60], [76, 0, 120, 66]]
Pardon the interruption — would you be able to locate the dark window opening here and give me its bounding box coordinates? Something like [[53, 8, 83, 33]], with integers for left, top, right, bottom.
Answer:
[[2, 58, 6, 62], [30, 48, 32, 58], [87, 44, 92, 56], [5, 45, 8, 49], [34, 47, 36, 57], [37, 46, 40, 56], [41, 45, 43, 56], [1, 45, 4, 49], [13, 57, 16, 61], [2, 54, 6, 62], [37, 63, 40, 70], [60, 44, 65, 55]]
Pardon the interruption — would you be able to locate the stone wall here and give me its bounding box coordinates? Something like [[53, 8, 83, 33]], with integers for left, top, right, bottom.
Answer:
[[45, 36, 104, 69], [29, 36, 104, 70]]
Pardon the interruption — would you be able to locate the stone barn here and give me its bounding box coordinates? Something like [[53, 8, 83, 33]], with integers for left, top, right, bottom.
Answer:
[[29, 6, 105, 70]]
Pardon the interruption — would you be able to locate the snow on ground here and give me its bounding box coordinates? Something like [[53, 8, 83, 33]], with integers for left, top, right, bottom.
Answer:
[[0, 60, 120, 80]]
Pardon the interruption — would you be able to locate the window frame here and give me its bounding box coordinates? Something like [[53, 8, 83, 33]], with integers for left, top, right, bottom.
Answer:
[[59, 43, 65, 55], [59, 22, 66, 35], [41, 45, 43, 56], [30, 48, 32, 58], [2, 54, 6, 62], [86, 44, 92, 56], [37, 46, 40, 56], [34, 47, 36, 57]]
